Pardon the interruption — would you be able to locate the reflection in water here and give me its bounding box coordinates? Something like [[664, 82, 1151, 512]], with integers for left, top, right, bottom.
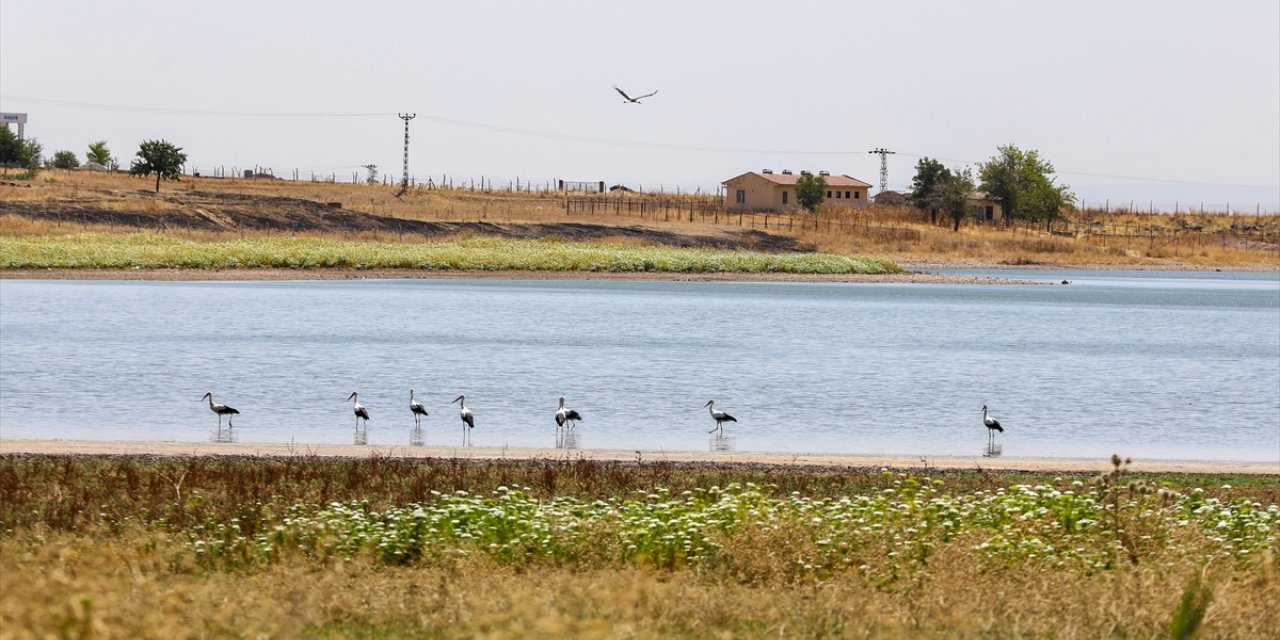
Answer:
[[556, 430, 580, 450], [410, 426, 425, 447], [983, 443, 1003, 457], [210, 428, 237, 444], [353, 429, 368, 446], [710, 435, 736, 452]]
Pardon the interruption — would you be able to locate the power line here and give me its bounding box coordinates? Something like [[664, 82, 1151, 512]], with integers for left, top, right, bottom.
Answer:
[[867, 148, 895, 193], [2, 95, 391, 118], [397, 113, 416, 195], [6, 95, 1276, 190]]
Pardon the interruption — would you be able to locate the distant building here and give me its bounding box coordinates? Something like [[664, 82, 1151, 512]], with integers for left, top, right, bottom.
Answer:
[[0, 112, 27, 139], [967, 192, 1004, 222], [722, 169, 872, 212], [872, 190, 910, 207]]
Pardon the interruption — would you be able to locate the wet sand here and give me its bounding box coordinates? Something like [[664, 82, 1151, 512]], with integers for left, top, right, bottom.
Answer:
[[2, 439, 1275, 475]]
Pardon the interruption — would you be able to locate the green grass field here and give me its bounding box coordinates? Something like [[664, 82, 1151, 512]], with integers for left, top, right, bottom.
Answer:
[[1, 454, 1275, 638], [0, 232, 900, 274]]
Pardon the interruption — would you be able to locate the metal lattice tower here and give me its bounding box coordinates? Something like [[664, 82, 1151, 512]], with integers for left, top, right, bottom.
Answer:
[[397, 113, 416, 194], [867, 147, 895, 193]]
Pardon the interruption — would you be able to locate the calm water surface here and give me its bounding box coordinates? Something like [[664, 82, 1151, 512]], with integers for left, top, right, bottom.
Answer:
[[1, 271, 1277, 462]]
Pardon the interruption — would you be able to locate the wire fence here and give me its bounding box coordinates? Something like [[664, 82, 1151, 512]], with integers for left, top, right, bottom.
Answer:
[[153, 167, 1280, 255], [184, 166, 719, 196]]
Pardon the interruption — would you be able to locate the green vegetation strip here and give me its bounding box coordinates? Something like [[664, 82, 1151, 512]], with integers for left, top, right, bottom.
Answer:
[[0, 232, 899, 274], [193, 477, 1274, 574]]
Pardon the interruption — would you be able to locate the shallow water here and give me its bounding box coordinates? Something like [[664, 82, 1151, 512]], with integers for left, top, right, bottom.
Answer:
[[1, 271, 1277, 462]]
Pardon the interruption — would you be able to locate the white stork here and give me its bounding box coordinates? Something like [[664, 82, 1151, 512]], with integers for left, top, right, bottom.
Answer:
[[201, 392, 239, 432], [613, 85, 658, 104], [704, 400, 737, 436], [453, 395, 475, 445], [982, 404, 1004, 447], [555, 395, 584, 431], [409, 389, 429, 429], [347, 391, 370, 431]]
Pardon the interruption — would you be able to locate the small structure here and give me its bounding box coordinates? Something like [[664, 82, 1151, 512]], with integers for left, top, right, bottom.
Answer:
[[967, 192, 1004, 223], [78, 162, 109, 172], [0, 112, 27, 139], [872, 190, 910, 207], [560, 180, 606, 193], [722, 169, 871, 212]]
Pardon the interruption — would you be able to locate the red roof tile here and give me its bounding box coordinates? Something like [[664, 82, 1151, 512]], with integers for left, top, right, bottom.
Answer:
[[724, 171, 872, 188]]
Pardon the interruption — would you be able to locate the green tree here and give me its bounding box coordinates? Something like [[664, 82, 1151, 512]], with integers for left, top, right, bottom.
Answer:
[[794, 171, 827, 213], [942, 167, 976, 232], [977, 144, 1075, 222], [51, 150, 80, 170], [86, 140, 112, 166], [0, 126, 43, 173], [909, 157, 951, 225], [129, 139, 187, 192]]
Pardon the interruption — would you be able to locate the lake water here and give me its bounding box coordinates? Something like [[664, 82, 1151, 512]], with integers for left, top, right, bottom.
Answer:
[[1, 271, 1278, 463]]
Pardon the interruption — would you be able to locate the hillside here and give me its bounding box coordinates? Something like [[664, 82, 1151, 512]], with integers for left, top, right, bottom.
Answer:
[[0, 175, 810, 253], [2, 171, 1277, 268]]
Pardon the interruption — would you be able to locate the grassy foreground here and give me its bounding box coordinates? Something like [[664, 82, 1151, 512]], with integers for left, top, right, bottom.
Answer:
[[1, 454, 1276, 638], [0, 231, 899, 275]]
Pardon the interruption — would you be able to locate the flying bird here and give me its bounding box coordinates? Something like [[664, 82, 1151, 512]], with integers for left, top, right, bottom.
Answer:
[[347, 391, 370, 431], [453, 395, 475, 445], [982, 404, 1004, 448], [613, 84, 658, 104], [200, 392, 239, 431], [704, 400, 737, 436], [555, 395, 584, 431], [409, 389, 428, 429]]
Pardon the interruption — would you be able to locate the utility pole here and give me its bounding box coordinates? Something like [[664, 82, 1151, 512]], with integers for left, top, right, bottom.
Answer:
[[397, 113, 416, 196], [867, 147, 895, 193]]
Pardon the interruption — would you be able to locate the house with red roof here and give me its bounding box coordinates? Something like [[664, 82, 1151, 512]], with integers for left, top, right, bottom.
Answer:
[[722, 169, 872, 212]]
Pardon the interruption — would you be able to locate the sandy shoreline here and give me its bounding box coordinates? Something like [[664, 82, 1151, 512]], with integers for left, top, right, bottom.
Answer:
[[2, 439, 1275, 475], [0, 267, 1037, 284], [3, 261, 1272, 283]]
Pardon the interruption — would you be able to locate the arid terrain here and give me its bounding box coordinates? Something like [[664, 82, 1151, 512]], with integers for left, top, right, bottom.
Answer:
[[2, 171, 1277, 271]]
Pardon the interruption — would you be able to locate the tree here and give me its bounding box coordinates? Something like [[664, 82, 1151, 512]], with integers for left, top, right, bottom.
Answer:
[[86, 140, 112, 166], [129, 139, 187, 192], [794, 171, 827, 213], [909, 157, 951, 225], [941, 167, 976, 232], [977, 144, 1075, 223], [51, 150, 80, 170], [0, 126, 43, 173]]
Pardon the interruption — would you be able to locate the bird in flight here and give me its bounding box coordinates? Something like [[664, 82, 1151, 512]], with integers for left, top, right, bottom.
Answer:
[[613, 85, 658, 104]]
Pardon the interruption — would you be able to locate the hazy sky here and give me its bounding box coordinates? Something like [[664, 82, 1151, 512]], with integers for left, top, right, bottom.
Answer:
[[2, 1, 1278, 209]]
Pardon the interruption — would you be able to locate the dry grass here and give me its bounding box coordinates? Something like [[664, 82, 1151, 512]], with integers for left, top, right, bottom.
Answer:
[[4, 530, 1276, 639], [1, 455, 1276, 638], [7, 171, 1276, 269]]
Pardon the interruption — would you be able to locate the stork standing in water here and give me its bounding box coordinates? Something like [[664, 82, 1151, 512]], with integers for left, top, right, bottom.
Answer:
[[409, 389, 429, 429], [555, 395, 584, 431], [453, 395, 475, 445], [982, 404, 1004, 448], [347, 392, 370, 432], [704, 400, 737, 436], [201, 392, 239, 434]]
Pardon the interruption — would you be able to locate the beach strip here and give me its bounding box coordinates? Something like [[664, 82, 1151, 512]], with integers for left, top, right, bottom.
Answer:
[[2, 439, 1275, 475]]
